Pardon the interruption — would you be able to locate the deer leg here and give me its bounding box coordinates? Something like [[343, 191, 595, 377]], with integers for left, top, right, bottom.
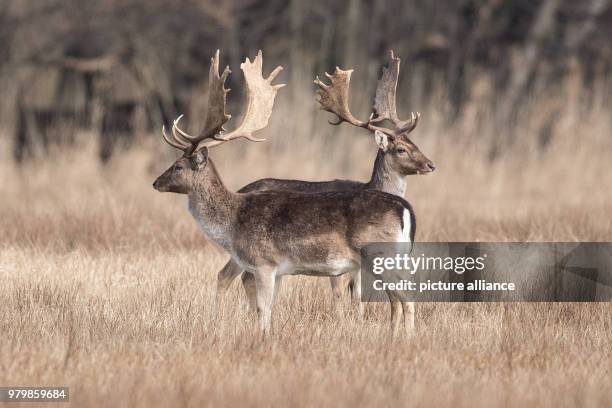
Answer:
[[329, 276, 345, 301], [387, 290, 404, 337], [254, 266, 277, 337], [272, 275, 283, 305], [402, 301, 416, 335], [243, 272, 282, 312], [351, 268, 364, 318], [328, 274, 348, 317], [241, 272, 258, 312], [390, 299, 403, 336], [214, 259, 244, 319], [329, 274, 352, 302], [217, 259, 243, 293], [387, 290, 415, 337]]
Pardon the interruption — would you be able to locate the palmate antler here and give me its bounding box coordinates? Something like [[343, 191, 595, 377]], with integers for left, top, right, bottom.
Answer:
[[314, 50, 419, 137], [314, 68, 369, 128], [162, 50, 285, 155], [372, 50, 419, 133]]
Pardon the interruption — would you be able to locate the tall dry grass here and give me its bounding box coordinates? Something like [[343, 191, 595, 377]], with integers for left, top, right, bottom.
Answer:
[[0, 77, 611, 406]]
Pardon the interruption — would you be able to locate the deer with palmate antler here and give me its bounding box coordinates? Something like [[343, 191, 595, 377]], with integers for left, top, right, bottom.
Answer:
[[153, 50, 417, 336], [216, 51, 434, 325]]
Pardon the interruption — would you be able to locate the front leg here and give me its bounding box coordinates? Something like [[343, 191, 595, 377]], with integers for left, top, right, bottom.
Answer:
[[214, 260, 244, 320], [254, 266, 277, 337], [217, 259, 244, 293], [243, 272, 284, 313]]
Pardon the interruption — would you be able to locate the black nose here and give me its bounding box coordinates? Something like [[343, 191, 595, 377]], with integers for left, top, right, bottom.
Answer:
[[427, 161, 436, 171]]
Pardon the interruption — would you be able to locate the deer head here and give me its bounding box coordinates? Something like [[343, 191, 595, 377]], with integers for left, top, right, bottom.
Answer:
[[314, 50, 435, 175], [153, 50, 285, 194]]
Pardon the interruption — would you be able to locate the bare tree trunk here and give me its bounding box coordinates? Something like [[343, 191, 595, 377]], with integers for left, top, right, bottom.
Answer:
[[226, 0, 241, 87], [566, 0, 610, 50], [316, 4, 334, 75], [343, 0, 361, 69], [505, 0, 561, 118], [489, 0, 561, 159], [446, 10, 465, 121], [366, 0, 387, 103], [290, 0, 304, 106]]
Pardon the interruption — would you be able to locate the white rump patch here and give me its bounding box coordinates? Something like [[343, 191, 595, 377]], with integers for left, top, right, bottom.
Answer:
[[398, 209, 412, 243]]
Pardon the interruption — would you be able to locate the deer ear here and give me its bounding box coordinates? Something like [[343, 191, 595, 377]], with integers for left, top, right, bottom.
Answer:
[[374, 130, 390, 152], [192, 149, 208, 169]]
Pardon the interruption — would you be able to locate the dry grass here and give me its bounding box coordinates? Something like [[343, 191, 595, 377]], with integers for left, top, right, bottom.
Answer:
[[2, 248, 611, 407], [1, 90, 611, 407]]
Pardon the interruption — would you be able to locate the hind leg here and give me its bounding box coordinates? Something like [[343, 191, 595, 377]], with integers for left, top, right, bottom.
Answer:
[[241, 272, 258, 312], [402, 301, 415, 334], [390, 300, 403, 336], [387, 290, 415, 337], [272, 275, 283, 305]]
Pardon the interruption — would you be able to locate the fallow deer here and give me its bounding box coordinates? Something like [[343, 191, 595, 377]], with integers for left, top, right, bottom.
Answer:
[[153, 50, 417, 335], [216, 51, 434, 322]]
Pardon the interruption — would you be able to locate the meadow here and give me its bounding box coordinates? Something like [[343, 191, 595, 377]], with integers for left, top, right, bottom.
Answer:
[[1, 83, 611, 407]]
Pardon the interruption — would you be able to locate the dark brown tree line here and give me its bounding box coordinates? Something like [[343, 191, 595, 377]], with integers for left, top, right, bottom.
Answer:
[[0, 0, 610, 161]]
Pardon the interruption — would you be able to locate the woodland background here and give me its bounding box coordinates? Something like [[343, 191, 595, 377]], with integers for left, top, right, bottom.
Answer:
[[0, 0, 610, 161]]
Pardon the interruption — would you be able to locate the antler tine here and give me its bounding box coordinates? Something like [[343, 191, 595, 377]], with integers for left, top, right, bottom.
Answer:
[[162, 124, 190, 151], [371, 50, 420, 134], [200, 49, 232, 139], [170, 114, 194, 146], [314, 67, 369, 129], [161, 50, 233, 153], [201, 50, 285, 147], [398, 111, 420, 133], [172, 50, 232, 145], [166, 113, 227, 151]]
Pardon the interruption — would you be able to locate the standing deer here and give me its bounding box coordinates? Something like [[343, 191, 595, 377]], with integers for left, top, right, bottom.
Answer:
[[216, 51, 435, 316], [153, 50, 418, 335]]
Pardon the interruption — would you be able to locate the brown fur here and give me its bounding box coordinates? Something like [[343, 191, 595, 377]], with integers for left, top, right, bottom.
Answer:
[[153, 149, 415, 335], [220, 132, 431, 305], [240, 134, 434, 196]]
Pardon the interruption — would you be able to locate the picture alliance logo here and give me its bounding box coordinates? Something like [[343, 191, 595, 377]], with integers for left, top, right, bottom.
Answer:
[[372, 253, 488, 275]]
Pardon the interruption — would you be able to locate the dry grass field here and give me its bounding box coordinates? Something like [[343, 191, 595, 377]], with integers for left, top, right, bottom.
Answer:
[[1, 93, 612, 407]]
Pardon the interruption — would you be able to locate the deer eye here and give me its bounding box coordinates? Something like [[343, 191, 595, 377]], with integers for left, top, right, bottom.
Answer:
[[396, 147, 408, 155], [175, 164, 184, 171]]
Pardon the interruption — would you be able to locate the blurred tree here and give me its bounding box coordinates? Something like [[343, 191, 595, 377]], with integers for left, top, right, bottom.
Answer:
[[0, 0, 610, 161]]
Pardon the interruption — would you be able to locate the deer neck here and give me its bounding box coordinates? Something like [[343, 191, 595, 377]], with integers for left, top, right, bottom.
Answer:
[[366, 150, 406, 197], [187, 160, 240, 250]]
